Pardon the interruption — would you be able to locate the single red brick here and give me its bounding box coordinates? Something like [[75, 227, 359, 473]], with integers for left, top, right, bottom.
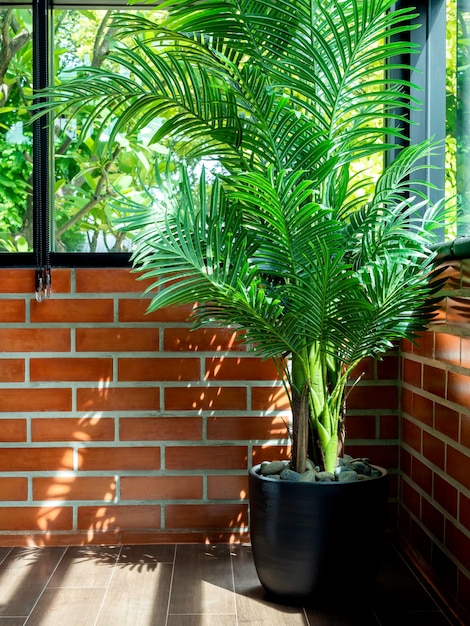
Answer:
[[165, 446, 247, 470], [119, 417, 202, 441], [380, 415, 399, 439], [402, 418, 422, 452], [433, 474, 458, 519], [205, 356, 281, 381], [401, 480, 421, 519], [460, 336, 470, 370], [32, 417, 115, 442], [402, 358, 422, 388], [0, 419, 27, 442], [401, 339, 414, 355], [207, 416, 288, 441], [164, 327, 242, 352], [0, 506, 73, 531], [0, 299, 25, 322], [49, 269, 72, 293], [423, 364, 446, 397], [434, 402, 459, 441], [78, 446, 161, 471], [343, 414, 376, 439], [33, 476, 116, 501], [207, 475, 248, 500], [400, 448, 412, 477], [447, 445, 470, 491], [118, 357, 200, 382], [411, 456, 432, 494], [422, 431, 445, 469], [77, 505, 161, 530], [421, 497, 444, 542], [461, 412, 470, 447], [0, 477, 28, 501], [377, 356, 399, 380], [413, 332, 435, 358], [30, 358, 113, 382], [344, 443, 398, 468], [434, 332, 461, 366], [251, 386, 290, 412], [447, 371, 470, 409], [77, 387, 159, 411], [30, 299, 114, 323], [0, 359, 25, 382], [0, 388, 72, 412], [76, 328, 159, 352], [347, 385, 398, 410], [0, 329, 70, 352], [0, 448, 74, 471], [119, 299, 194, 323], [75, 269, 150, 293], [121, 476, 203, 500], [0, 269, 35, 293], [401, 387, 413, 416], [165, 503, 248, 530], [412, 394, 434, 428], [251, 446, 291, 466], [164, 386, 246, 411], [459, 492, 470, 532]]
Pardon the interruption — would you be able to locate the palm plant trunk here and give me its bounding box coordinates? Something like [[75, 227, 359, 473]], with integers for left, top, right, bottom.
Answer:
[[291, 387, 309, 474]]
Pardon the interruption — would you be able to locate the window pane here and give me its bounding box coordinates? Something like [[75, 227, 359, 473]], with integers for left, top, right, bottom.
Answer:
[[52, 8, 169, 253], [0, 6, 33, 253], [457, 0, 470, 236], [447, 0, 470, 237], [53, 9, 131, 252]]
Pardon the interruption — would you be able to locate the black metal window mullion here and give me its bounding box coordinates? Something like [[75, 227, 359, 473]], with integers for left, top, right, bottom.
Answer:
[[32, 0, 51, 300]]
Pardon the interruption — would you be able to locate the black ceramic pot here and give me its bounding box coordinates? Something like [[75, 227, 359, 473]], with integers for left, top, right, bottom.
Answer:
[[248, 463, 389, 604]]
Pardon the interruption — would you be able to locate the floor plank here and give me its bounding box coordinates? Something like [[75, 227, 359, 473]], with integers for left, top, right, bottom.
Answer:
[[166, 616, 237, 626], [24, 588, 106, 626], [168, 544, 236, 616], [96, 545, 173, 626], [0, 540, 460, 626], [232, 544, 307, 625], [0, 547, 65, 617], [47, 545, 119, 589]]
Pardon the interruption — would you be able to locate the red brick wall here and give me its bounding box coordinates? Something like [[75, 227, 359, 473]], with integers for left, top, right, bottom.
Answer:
[[400, 259, 470, 613], [0, 268, 398, 546]]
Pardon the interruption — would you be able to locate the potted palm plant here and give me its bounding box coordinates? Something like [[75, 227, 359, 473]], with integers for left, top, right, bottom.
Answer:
[[42, 0, 446, 603]]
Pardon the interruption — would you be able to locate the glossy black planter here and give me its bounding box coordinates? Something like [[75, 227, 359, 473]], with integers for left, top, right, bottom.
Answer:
[[248, 463, 388, 604]]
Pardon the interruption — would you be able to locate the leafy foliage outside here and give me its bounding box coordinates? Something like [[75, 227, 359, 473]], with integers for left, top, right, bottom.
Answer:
[[0, 2, 465, 252], [0, 7, 169, 252]]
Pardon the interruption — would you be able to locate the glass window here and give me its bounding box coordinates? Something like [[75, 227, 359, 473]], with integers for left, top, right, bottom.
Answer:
[[0, 5, 33, 253], [0, 1, 466, 265]]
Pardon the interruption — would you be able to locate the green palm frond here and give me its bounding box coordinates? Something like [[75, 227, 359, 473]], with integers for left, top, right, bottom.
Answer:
[[46, 0, 447, 473]]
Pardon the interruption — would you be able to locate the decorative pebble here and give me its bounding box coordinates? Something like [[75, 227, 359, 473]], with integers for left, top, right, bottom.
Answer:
[[280, 469, 301, 481], [351, 461, 372, 476], [337, 470, 359, 482], [258, 457, 382, 482], [299, 471, 317, 482], [316, 471, 335, 482], [260, 461, 288, 476]]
